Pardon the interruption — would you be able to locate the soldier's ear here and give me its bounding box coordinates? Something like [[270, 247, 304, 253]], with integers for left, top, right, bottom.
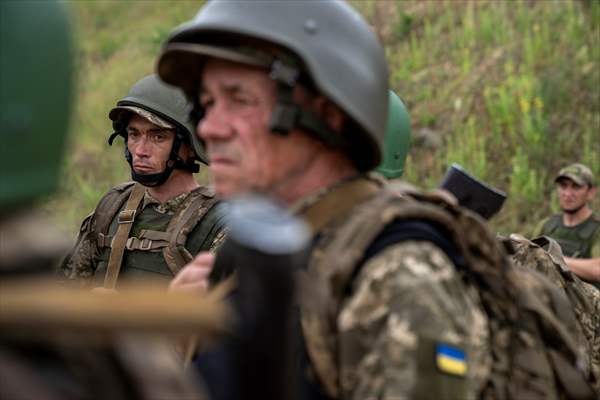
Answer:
[[312, 97, 345, 133]]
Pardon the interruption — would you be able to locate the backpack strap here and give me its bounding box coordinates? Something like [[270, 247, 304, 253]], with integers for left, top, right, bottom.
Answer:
[[577, 215, 600, 241], [90, 182, 136, 251], [542, 214, 562, 235], [103, 183, 145, 289], [162, 187, 219, 276]]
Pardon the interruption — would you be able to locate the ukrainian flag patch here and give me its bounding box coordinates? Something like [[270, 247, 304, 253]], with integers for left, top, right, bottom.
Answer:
[[435, 343, 467, 377]]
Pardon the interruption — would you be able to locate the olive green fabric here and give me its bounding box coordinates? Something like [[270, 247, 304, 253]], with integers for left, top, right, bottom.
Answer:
[[539, 214, 600, 258], [0, 1, 73, 209], [60, 184, 225, 288], [94, 192, 224, 287]]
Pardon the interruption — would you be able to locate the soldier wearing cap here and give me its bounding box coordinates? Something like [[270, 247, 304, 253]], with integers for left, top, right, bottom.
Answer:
[[537, 163, 600, 284], [60, 75, 225, 289]]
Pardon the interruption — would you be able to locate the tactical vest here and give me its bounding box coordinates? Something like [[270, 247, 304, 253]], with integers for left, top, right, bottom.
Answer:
[[541, 214, 600, 258], [91, 182, 222, 287], [297, 177, 596, 400], [507, 234, 600, 393]]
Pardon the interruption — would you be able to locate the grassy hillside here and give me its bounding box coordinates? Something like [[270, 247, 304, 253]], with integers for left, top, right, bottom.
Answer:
[[48, 0, 599, 238]]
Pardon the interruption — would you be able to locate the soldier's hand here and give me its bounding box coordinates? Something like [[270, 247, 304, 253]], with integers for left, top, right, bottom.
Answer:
[[169, 252, 214, 294]]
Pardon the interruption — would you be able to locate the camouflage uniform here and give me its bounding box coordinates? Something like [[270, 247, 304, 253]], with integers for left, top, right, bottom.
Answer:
[[61, 185, 225, 287], [59, 74, 226, 288], [337, 242, 490, 399], [295, 177, 491, 400], [536, 163, 600, 260], [507, 234, 600, 392]]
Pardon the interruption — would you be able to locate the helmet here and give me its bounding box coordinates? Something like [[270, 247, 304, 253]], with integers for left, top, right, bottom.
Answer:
[[0, 1, 73, 209], [108, 74, 207, 187], [376, 91, 411, 179], [157, 0, 389, 171]]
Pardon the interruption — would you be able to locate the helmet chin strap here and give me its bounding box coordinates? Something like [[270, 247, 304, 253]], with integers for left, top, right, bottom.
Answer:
[[110, 129, 199, 188], [267, 60, 348, 150]]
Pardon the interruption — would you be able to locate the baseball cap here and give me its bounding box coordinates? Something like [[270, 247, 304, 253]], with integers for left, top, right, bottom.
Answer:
[[555, 163, 596, 187]]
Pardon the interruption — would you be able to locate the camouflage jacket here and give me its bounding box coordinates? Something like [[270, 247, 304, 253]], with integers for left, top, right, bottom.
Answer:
[[60, 182, 225, 287], [507, 234, 600, 392], [295, 176, 490, 400], [295, 176, 595, 400]]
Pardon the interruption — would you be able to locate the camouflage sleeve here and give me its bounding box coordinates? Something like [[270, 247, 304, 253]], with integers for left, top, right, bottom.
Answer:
[[58, 212, 100, 286], [337, 241, 491, 400]]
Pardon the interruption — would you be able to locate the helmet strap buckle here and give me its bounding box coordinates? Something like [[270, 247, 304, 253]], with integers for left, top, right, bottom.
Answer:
[[270, 103, 299, 135], [269, 60, 299, 87]]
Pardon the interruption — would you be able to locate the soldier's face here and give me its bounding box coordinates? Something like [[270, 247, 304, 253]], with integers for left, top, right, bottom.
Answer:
[[126, 114, 176, 175], [556, 178, 596, 214], [197, 58, 322, 202]]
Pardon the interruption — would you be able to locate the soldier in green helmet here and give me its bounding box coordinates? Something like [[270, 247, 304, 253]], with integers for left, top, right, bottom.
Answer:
[[60, 74, 226, 289], [536, 163, 600, 284]]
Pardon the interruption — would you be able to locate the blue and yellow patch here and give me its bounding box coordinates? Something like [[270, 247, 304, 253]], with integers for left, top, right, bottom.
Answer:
[[435, 343, 467, 377]]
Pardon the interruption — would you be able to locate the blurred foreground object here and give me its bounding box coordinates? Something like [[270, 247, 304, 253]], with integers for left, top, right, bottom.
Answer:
[[198, 195, 309, 400], [0, 3, 207, 399], [0, 0, 72, 210]]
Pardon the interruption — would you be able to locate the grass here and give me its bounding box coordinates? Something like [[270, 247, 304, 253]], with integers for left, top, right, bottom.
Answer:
[[47, 0, 599, 238]]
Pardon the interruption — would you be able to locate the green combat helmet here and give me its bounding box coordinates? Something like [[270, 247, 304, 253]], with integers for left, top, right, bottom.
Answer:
[[108, 74, 207, 187], [376, 91, 411, 179], [157, 0, 389, 171], [0, 1, 73, 210]]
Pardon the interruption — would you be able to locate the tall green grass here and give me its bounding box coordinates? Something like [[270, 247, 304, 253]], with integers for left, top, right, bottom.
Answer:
[[48, 0, 599, 238]]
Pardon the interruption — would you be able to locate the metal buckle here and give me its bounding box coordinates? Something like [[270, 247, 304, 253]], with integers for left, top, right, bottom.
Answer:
[[269, 60, 299, 87], [118, 209, 136, 224], [125, 237, 152, 251], [125, 237, 135, 250], [139, 238, 152, 251]]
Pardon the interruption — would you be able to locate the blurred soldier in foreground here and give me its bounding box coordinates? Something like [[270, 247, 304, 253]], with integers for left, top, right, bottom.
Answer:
[[0, 3, 211, 399], [60, 74, 225, 289], [160, 1, 596, 398], [536, 163, 600, 285]]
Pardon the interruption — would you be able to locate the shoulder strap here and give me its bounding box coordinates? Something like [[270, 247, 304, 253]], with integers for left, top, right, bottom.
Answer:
[[162, 187, 219, 276], [577, 216, 600, 240], [543, 214, 562, 235], [297, 176, 381, 234], [94, 182, 136, 246], [103, 183, 145, 289]]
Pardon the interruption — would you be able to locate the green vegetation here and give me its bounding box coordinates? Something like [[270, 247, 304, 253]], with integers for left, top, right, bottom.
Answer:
[[48, 0, 599, 237]]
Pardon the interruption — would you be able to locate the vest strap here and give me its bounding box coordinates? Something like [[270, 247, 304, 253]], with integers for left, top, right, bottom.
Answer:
[[124, 237, 169, 251], [162, 191, 218, 276], [297, 176, 381, 234], [97, 232, 111, 248], [103, 183, 145, 289]]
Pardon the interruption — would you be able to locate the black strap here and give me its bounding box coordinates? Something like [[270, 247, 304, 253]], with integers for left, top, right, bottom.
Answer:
[[362, 218, 466, 269]]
